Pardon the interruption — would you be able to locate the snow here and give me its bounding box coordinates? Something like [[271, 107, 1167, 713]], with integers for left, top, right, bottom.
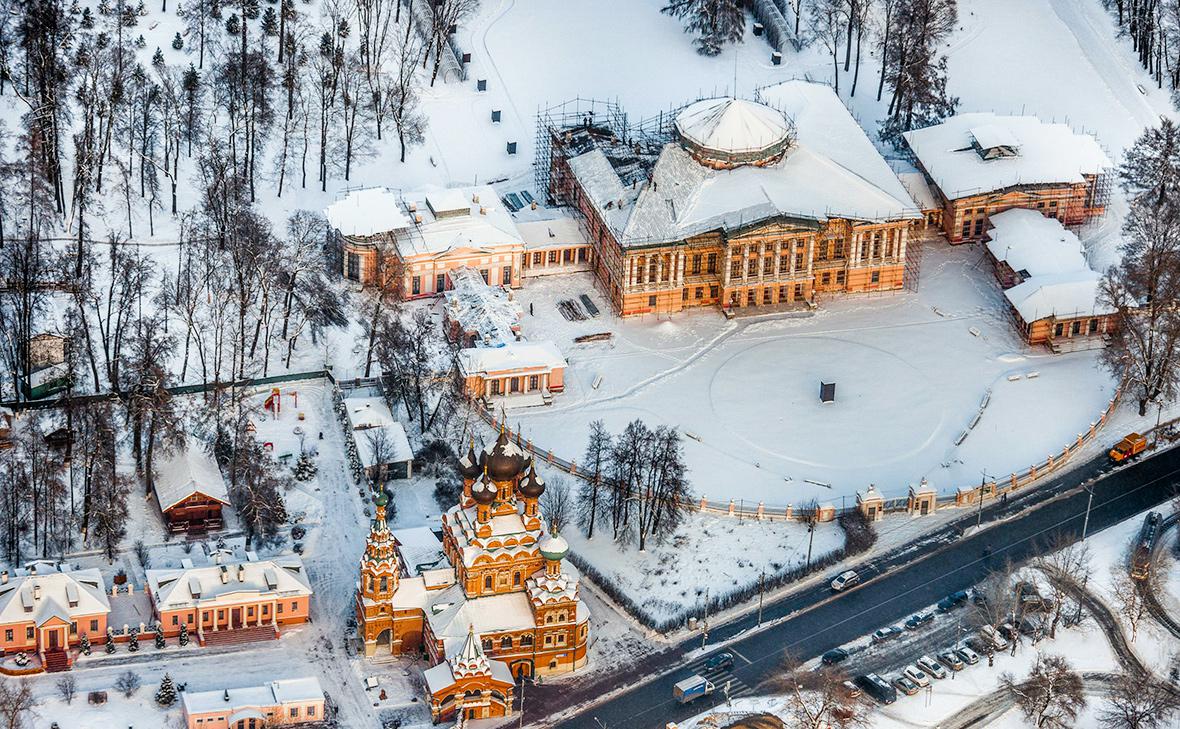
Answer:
[[400, 185, 521, 256], [153, 442, 230, 513], [517, 217, 587, 249], [181, 676, 323, 714], [675, 98, 792, 155], [985, 209, 1089, 279], [902, 113, 1113, 200], [456, 340, 567, 375], [0, 563, 110, 627], [443, 266, 523, 346], [1004, 270, 1113, 323], [146, 554, 312, 613], [342, 396, 415, 468], [324, 188, 411, 238], [506, 241, 1118, 506]]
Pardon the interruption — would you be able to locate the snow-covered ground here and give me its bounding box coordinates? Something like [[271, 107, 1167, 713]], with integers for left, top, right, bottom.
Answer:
[[506, 241, 1118, 506]]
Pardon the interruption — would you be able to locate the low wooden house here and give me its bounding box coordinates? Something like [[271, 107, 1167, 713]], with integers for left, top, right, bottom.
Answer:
[[154, 445, 230, 534]]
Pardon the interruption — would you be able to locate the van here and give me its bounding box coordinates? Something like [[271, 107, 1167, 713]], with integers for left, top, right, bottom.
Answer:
[[854, 673, 897, 705]]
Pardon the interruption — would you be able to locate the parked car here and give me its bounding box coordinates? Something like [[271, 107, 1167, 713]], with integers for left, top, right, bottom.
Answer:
[[871, 626, 904, 644], [1015, 581, 1046, 611], [936, 590, 969, 612], [905, 611, 934, 630], [902, 665, 931, 687], [956, 646, 982, 665], [831, 570, 860, 592], [821, 648, 849, 666], [998, 622, 1019, 642], [893, 675, 921, 696], [854, 673, 897, 705], [937, 651, 965, 671], [842, 680, 862, 699], [979, 625, 1009, 651], [917, 655, 948, 679], [704, 652, 734, 671], [1019, 615, 1045, 639]]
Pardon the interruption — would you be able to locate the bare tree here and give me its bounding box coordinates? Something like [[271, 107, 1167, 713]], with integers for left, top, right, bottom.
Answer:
[[55, 675, 77, 705], [800, 497, 821, 570], [809, 0, 846, 94], [388, 32, 427, 163], [1000, 653, 1086, 729], [0, 680, 35, 729], [1034, 534, 1092, 638], [228, 436, 290, 549], [541, 476, 572, 533], [114, 670, 142, 698], [426, 0, 479, 86], [1098, 671, 1180, 729], [1111, 569, 1150, 642], [577, 419, 611, 539], [364, 427, 396, 484], [765, 657, 869, 728], [92, 473, 133, 563]]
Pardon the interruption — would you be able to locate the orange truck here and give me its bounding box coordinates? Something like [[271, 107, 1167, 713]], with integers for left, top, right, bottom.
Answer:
[[1109, 433, 1147, 463]]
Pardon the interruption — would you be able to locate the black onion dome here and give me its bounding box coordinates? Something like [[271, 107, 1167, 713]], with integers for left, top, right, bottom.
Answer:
[[471, 475, 497, 505], [484, 430, 527, 481], [519, 466, 545, 499], [457, 445, 481, 479]]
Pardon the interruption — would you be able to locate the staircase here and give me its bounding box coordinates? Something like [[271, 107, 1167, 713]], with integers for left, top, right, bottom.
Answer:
[[42, 650, 71, 673], [200, 624, 278, 648]]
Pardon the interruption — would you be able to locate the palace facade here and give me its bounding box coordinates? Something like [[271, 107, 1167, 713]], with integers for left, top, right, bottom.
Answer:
[[545, 81, 923, 317], [355, 431, 589, 723]]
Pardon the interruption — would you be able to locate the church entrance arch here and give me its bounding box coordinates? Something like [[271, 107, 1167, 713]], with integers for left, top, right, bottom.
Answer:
[[375, 629, 392, 651], [511, 660, 533, 680]]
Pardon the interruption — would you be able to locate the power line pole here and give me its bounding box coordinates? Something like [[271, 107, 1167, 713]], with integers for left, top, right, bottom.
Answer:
[[757, 570, 765, 626]]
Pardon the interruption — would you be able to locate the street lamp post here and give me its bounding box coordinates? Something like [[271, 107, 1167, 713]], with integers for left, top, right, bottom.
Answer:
[[1081, 484, 1096, 541]]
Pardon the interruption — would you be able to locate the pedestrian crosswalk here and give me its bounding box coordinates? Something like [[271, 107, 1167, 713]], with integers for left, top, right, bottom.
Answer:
[[683, 654, 757, 699]]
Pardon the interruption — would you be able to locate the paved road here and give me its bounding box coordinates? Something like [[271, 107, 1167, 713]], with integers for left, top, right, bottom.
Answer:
[[524, 444, 1180, 729]]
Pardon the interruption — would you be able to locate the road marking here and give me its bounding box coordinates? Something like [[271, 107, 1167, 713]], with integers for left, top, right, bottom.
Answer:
[[730, 648, 752, 665]]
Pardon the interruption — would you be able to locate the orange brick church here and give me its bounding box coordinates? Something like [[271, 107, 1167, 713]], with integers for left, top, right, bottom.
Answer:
[[355, 431, 589, 723]]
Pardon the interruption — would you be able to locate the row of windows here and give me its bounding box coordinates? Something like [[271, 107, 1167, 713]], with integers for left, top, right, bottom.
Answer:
[[192, 705, 316, 727], [525, 248, 590, 266], [411, 266, 512, 295], [488, 375, 542, 396]]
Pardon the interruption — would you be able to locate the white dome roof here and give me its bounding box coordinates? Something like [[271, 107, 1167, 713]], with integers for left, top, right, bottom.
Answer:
[[675, 98, 791, 156], [538, 532, 569, 561]]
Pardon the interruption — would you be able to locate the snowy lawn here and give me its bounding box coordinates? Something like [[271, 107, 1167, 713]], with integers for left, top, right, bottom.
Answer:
[[507, 241, 1118, 507]]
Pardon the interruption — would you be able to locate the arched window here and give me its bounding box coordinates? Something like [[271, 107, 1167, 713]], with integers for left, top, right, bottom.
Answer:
[[513, 572, 521, 586], [379, 576, 388, 592], [482, 638, 494, 652], [545, 614, 553, 624], [501, 636, 513, 649], [520, 635, 533, 647], [558, 612, 566, 622], [484, 575, 493, 590]]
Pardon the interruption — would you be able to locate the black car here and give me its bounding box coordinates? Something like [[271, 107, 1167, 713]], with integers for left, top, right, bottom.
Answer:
[[936, 590, 969, 612], [905, 611, 934, 630], [821, 648, 850, 665], [854, 673, 897, 705], [704, 652, 734, 671]]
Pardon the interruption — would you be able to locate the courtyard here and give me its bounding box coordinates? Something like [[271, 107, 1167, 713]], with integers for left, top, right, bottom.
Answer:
[[504, 240, 1119, 506]]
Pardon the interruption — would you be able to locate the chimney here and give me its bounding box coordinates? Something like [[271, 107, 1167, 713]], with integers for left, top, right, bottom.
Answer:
[[414, 214, 423, 224], [223, 689, 231, 702], [219, 566, 229, 585], [408, 201, 417, 212], [237, 565, 246, 583], [479, 206, 488, 216], [32, 584, 41, 601], [472, 193, 480, 204], [1, 571, 8, 584]]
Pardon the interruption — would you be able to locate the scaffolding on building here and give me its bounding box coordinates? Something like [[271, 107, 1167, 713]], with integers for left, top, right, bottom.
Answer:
[[534, 98, 629, 202]]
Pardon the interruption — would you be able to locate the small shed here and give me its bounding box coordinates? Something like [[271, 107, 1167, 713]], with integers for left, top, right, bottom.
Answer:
[[154, 444, 230, 534], [345, 396, 415, 481]]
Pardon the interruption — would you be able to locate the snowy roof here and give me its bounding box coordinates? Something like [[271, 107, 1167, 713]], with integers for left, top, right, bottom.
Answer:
[[456, 341, 567, 376], [424, 584, 538, 654], [568, 81, 918, 247], [393, 526, 447, 574], [985, 209, 1088, 279], [147, 554, 312, 612], [28, 362, 68, 389], [1004, 270, 1115, 323], [443, 266, 523, 347], [343, 396, 414, 468], [397, 185, 523, 257], [423, 654, 514, 694], [0, 563, 109, 625], [182, 677, 323, 716], [675, 97, 791, 155], [896, 171, 941, 212], [516, 217, 587, 249], [325, 188, 411, 238], [902, 113, 1112, 200], [153, 443, 230, 513]]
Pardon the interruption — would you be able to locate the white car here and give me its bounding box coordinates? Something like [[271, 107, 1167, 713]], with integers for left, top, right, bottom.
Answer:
[[956, 645, 981, 665], [830, 570, 860, 592], [917, 655, 948, 679], [902, 665, 931, 687]]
